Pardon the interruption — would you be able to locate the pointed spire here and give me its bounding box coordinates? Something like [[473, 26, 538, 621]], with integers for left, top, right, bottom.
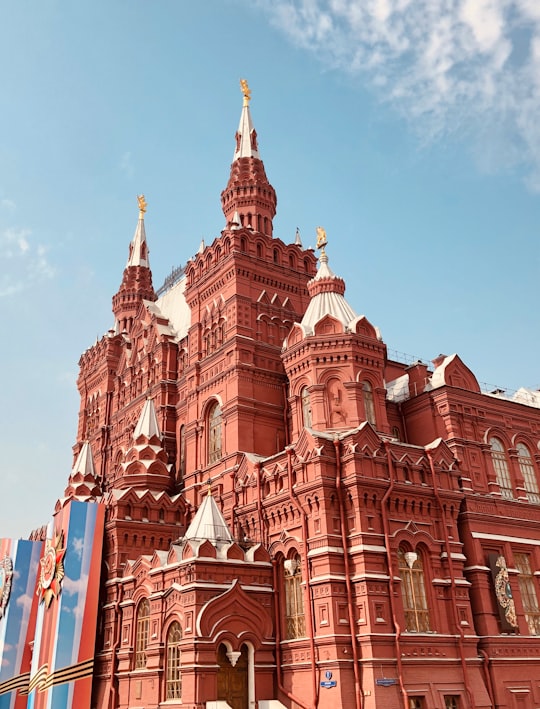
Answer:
[[300, 228, 358, 334], [133, 398, 162, 441], [112, 196, 157, 332], [231, 210, 241, 230], [64, 441, 101, 499], [234, 79, 260, 160], [198, 238, 205, 254], [126, 195, 150, 267], [72, 440, 97, 477], [184, 491, 233, 544], [221, 80, 277, 237], [295, 227, 302, 246]]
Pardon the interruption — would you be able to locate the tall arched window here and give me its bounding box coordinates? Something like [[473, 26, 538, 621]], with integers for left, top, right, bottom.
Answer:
[[517, 443, 539, 504], [490, 437, 513, 500], [398, 547, 430, 632], [179, 425, 186, 483], [135, 598, 150, 669], [301, 387, 312, 428], [284, 555, 306, 639], [166, 621, 182, 699], [362, 381, 376, 426], [515, 552, 540, 634], [208, 401, 222, 464]]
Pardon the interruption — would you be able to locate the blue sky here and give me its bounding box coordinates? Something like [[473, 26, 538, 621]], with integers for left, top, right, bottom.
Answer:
[[1, 0, 539, 538]]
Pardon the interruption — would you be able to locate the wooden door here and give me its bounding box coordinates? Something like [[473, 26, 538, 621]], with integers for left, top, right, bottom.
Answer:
[[217, 643, 248, 709]]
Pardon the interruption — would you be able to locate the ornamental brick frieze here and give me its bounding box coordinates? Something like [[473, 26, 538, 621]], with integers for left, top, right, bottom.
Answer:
[[490, 644, 540, 658], [401, 645, 448, 659], [281, 649, 312, 665]]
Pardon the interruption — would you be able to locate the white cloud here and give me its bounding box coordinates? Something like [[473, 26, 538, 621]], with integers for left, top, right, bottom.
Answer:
[[254, 0, 540, 187], [120, 151, 134, 178], [0, 228, 55, 297], [0, 198, 16, 211], [62, 572, 88, 597], [16, 593, 33, 614], [71, 536, 84, 560]]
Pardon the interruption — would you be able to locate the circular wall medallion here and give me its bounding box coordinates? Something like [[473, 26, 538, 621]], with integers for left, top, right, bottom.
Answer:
[[37, 532, 66, 608]]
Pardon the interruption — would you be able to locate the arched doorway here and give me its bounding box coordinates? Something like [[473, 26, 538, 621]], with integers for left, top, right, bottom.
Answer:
[[217, 643, 248, 709]]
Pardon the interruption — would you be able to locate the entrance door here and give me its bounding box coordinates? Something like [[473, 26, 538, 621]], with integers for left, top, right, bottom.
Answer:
[[217, 643, 248, 709]]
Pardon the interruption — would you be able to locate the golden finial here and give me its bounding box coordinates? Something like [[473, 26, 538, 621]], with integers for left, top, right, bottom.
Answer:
[[207, 479, 213, 496], [240, 78, 251, 107], [316, 226, 328, 253], [137, 194, 147, 218]]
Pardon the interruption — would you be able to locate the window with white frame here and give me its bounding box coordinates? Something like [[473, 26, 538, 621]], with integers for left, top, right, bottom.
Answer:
[[135, 598, 150, 669], [515, 552, 540, 635], [517, 443, 539, 504], [362, 381, 376, 426], [284, 555, 306, 639], [301, 387, 312, 428], [166, 621, 182, 699], [490, 437, 513, 500], [207, 401, 222, 464], [398, 547, 431, 632]]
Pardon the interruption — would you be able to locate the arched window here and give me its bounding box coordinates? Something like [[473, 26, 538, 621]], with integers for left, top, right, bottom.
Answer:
[[179, 425, 186, 483], [284, 556, 306, 639], [208, 401, 222, 464], [398, 547, 430, 632], [362, 381, 376, 426], [135, 599, 150, 669], [514, 552, 540, 634], [517, 443, 539, 504], [490, 437, 513, 500], [301, 387, 312, 428], [256, 242, 263, 258], [166, 621, 182, 699]]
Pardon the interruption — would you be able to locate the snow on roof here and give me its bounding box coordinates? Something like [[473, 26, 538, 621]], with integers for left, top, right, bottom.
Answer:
[[386, 373, 410, 403], [513, 387, 540, 409], [154, 274, 190, 341]]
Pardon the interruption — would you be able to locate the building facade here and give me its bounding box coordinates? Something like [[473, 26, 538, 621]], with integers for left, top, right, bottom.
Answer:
[[2, 83, 540, 709]]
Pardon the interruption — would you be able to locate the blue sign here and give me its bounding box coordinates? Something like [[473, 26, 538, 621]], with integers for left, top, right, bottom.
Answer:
[[376, 678, 397, 687], [320, 681, 337, 689], [325, 671, 333, 680]]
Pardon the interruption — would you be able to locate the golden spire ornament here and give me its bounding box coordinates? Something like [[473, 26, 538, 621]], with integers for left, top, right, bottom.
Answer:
[[240, 78, 251, 107], [316, 226, 328, 254], [137, 194, 147, 218]]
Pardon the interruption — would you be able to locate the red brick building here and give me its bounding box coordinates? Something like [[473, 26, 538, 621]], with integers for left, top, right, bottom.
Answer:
[[65, 85, 540, 709]]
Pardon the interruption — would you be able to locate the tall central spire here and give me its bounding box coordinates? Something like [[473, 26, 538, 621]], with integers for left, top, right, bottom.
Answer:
[[221, 80, 276, 236]]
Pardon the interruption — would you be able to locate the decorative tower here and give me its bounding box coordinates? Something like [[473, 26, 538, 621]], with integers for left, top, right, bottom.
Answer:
[[282, 229, 390, 439], [181, 82, 316, 508], [220, 79, 277, 235], [112, 195, 157, 333]]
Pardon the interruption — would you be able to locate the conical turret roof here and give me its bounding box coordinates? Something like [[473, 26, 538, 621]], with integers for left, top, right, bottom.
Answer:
[[184, 491, 233, 544], [300, 245, 358, 335]]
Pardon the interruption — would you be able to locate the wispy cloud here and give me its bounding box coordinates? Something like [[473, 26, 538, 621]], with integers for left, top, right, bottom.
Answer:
[[0, 198, 16, 211], [0, 228, 55, 297], [255, 0, 540, 187], [120, 151, 134, 178]]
